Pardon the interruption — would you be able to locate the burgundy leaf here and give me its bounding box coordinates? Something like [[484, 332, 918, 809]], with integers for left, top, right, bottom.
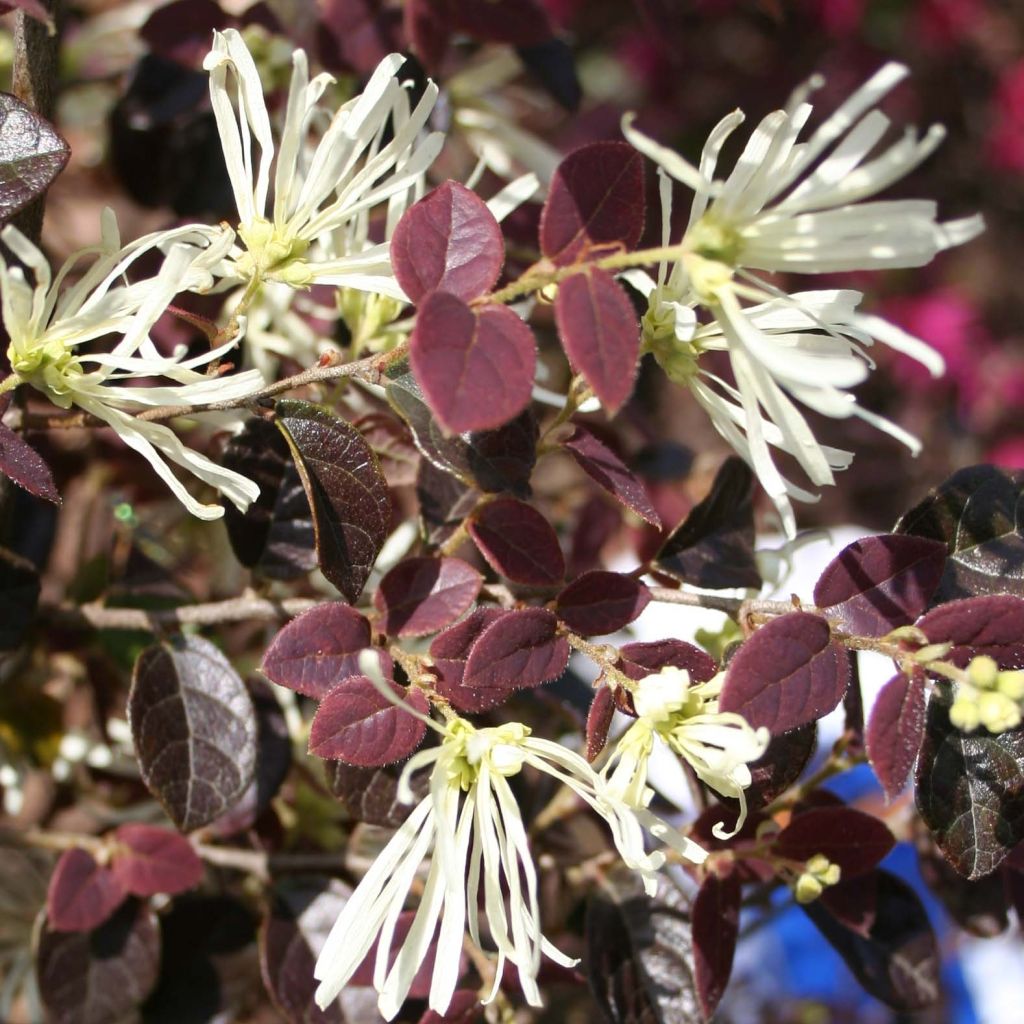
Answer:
[[556, 571, 650, 635], [403, 0, 451, 71], [463, 608, 569, 695], [554, 268, 639, 414], [719, 612, 850, 734], [468, 497, 565, 585], [867, 671, 927, 800], [692, 872, 740, 1022], [562, 426, 660, 527], [308, 675, 429, 766], [262, 603, 386, 700], [814, 534, 947, 638], [391, 181, 504, 303], [0, 93, 70, 224], [140, 0, 229, 63], [111, 824, 204, 897], [429, 607, 507, 711], [374, 557, 482, 637], [318, 0, 403, 75], [410, 291, 536, 435], [742, 724, 818, 810], [47, 848, 126, 933], [917, 594, 1024, 669], [774, 807, 895, 878], [0, 400, 59, 503], [449, 0, 553, 46], [330, 759, 429, 828], [418, 989, 480, 1024], [540, 141, 644, 265], [586, 685, 616, 762], [618, 639, 718, 684]]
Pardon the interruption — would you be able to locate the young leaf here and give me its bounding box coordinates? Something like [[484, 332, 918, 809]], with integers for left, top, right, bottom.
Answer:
[[128, 635, 257, 832], [655, 457, 761, 591], [866, 670, 927, 800], [719, 612, 850, 734], [462, 608, 569, 696], [429, 607, 507, 711], [308, 675, 429, 767], [0, 544, 39, 650], [262, 602, 384, 700], [275, 400, 390, 604], [586, 685, 616, 761], [773, 806, 895, 878], [391, 180, 504, 303], [553, 268, 640, 414], [0, 92, 70, 224], [110, 824, 204, 898], [916, 688, 1024, 878], [562, 426, 660, 527], [555, 571, 650, 636], [813, 533, 947, 637], [0, 394, 59, 502], [692, 873, 741, 1022], [409, 291, 536, 435], [330, 758, 429, 828], [468, 497, 565, 585], [917, 593, 1024, 669], [46, 847, 127, 933], [540, 141, 645, 265], [374, 557, 482, 637]]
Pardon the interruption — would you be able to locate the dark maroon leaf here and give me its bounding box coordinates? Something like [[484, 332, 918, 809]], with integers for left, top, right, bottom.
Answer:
[[260, 876, 350, 1024], [418, 458, 478, 545], [586, 685, 616, 761], [330, 758, 430, 827], [128, 635, 257, 832], [0, 543, 39, 649], [463, 608, 570, 697], [774, 807, 895, 878], [318, 0, 403, 75], [469, 497, 565, 585], [517, 38, 581, 111], [916, 688, 1024, 878], [309, 675, 429, 767], [896, 464, 1024, 600], [814, 533, 947, 637], [110, 824, 204, 898], [692, 873, 740, 1022], [556, 571, 650, 635], [403, 0, 451, 71], [802, 870, 940, 1011], [391, 180, 504, 303], [275, 400, 390, 604], [0, 395, 59, 502], [262, 602, 385, 701], [867, 670, 927, 800], [354, 411, 420, 488], [655, 457, 761, 591], [562, 426, 660, 527], [540, 142, 645, 265], [554, 268, 639, 415], [223, 416, 316, 581], [0, 92, 70, 223], [449, 0, 553, 45], [741, 723, 817, 810], [409, 292, 536, 435], [429, 607, 507, 711], [418, 989, 480, 1024], [719, 612, 850, 734], [374, 557, 482, 637], [140, 0, 228, 63], [618, 639, 719, 683], [47, 848, 127, 933], [585, 869, 700, 1024], [37, 900, 161, 1024], [917, 594, 1024, 669]]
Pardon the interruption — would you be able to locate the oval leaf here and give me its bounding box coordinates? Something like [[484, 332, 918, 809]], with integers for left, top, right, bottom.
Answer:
[[47, 848, 126, 933], [917, 593, 1024, 669], [741, 723, 817, 811], [814, 533, 947, 637], [429, 607, 507, 711], [275, 400, 390, 604], [774, 806, 895, 878], [308, 675, 429, 767], [410, 292, 536, 435], [0, 394, 59, 502], [586, 685, 616, 762], [692, 873, 740, 1022], [469, 497, 564, 585], [719, 612, 850, 734], [128, 635, 257, 832], [540, 141, 645, 265], [554, 268, 639, 415], [556, 571, 650, 635], [867, 670, 927, 800], [463, 607, 569, 696], [0, 92, 70, 223], [391, 180, 504, 303], [111, 824, 204, 898], [330, 759, 429, 828], [374, 556, 482, 637]]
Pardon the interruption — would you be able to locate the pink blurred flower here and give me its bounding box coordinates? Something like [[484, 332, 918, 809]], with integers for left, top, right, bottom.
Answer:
[[987, 61, 1024, 173], [914, 0, 985, 53], [985, 436, 1024, 469], [803, 0, 865, 36]]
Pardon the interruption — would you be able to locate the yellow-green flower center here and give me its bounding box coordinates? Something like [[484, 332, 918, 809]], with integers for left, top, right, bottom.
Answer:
[[442, 719, 531, 791], [237, 218, 313, 287], [7, 335, 83, 409]]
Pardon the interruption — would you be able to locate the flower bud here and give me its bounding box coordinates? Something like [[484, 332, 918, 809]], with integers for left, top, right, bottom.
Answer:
[[967, 655, 1000, 690]]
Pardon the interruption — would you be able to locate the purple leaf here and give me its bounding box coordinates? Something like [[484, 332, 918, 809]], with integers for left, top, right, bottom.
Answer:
[[449, 0, 553, 46], [554, 268, 639, 414], [374, 557, 482, 637], [692, 872, 740, 1022], [468, 497, 565, 585], [814, 534, 947, 638], [0, 92, 70, 224], [866, 671, 927, 800], [0, 396, 59, 502], [463, 608, 569, 695], [618, 638, 718, 683], [555, 571, 650, 635], [429, 607, 507, 711], [586, 685, 616, 761], [917, 594, 1024, 669], [46, 848, 126, 933], [110, 824, 204, 897], [720, 612, 850, 734], [410, 291, 536, 435], [308, 675, 429, 767], [391, 180, 504, 303], [774, 806, 895, 878]]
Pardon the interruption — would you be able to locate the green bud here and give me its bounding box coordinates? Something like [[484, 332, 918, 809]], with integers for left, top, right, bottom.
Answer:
[[795, 872, 824, 904], [978, 691, 1021, 734], [949, 696, 980, 733], [998, 670, 1024, 702], [967, 655, 1000, 690]]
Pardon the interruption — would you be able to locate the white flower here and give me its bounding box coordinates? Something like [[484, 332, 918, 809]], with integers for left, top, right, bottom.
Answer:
[[313, 654, 705, 1020], [605, 667, 770, 839], [621, 64, 983, 536], [200, 29, 443, 294], [0, 218, 264, 520]]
